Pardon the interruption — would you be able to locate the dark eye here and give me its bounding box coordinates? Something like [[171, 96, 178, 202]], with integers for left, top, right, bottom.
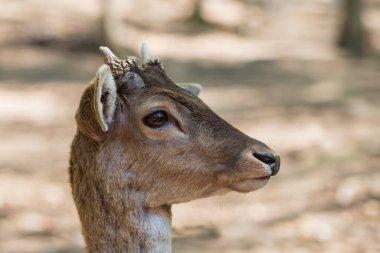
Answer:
[[144, 111, 168, 128]]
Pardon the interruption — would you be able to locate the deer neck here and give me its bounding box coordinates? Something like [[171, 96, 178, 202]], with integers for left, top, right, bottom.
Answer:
[[70, 133, 172, 253], [82, 204, 172, 253]]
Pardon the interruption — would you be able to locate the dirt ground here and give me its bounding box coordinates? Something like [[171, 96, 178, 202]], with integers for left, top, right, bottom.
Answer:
[[1, 0, 380, 252]]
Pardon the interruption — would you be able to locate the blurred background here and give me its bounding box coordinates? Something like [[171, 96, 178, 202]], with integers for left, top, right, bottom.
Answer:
[[0, 0, 379, 252]]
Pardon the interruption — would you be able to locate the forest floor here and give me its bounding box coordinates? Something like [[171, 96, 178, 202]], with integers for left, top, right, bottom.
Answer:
[[1, 0, 380, 252]]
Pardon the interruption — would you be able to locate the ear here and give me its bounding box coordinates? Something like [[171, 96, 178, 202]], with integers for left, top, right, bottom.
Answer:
[[93, 64, 117, 131], [177, 83, 202, 96]]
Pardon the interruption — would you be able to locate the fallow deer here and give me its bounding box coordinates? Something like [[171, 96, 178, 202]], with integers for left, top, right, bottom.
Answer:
[[69, 43, 280, 253]]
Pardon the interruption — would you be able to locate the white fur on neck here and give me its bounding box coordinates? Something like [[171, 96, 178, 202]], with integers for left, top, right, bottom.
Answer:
[[143, 208, 172, 253]]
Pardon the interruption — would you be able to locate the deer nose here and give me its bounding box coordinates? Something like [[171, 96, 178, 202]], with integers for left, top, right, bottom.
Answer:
[[253, 151, 280, 176]]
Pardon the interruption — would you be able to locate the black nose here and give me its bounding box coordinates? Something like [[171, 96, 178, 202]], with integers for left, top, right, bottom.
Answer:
[[253, 151, 280, 176]]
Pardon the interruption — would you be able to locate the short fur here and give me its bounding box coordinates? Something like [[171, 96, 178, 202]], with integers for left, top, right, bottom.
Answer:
[[70, 60, 278, 252]]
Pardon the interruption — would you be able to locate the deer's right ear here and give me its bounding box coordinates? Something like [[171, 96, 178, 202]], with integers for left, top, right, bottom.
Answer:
[[75, 65, 117, 141], [93, 64, 117, 132]]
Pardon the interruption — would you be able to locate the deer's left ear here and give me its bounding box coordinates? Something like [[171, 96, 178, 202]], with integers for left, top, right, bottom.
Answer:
[[93, 64, 117, 132], [177, 83, 202, 96]]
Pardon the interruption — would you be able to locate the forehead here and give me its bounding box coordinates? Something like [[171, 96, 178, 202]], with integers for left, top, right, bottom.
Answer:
[[139, 85, 205, 115], [137, 66, 207, 111], [140, 66, 185, 92]]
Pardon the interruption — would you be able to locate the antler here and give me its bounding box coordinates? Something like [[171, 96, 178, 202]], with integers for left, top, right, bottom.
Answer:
[[141, 43, 151, 64], [99, 46, 138, 77], [141, 43, 162, 67]]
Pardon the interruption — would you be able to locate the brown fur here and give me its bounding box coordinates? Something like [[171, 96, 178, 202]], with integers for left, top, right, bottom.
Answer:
[[69, 63, 278, 253]]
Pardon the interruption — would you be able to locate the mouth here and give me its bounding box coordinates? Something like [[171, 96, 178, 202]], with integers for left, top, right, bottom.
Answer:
[[229, 176, 271, 193], [255, 175, 270, 180]]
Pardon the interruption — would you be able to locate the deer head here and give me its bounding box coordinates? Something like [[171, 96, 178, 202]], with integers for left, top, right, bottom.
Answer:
[[73, 43, 280, 209]]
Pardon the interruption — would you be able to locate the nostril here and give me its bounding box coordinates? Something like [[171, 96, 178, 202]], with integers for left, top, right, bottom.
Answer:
[[253, 151, 280, 176], [253, 151, 276, 165]]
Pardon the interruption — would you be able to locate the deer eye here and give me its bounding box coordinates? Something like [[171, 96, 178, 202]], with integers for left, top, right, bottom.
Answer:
[[144, 111, 169, 128]]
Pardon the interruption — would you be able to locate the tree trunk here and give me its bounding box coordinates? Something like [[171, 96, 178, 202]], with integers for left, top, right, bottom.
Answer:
[[338, 0, 370, 57], [186, 0, 210, 25]]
